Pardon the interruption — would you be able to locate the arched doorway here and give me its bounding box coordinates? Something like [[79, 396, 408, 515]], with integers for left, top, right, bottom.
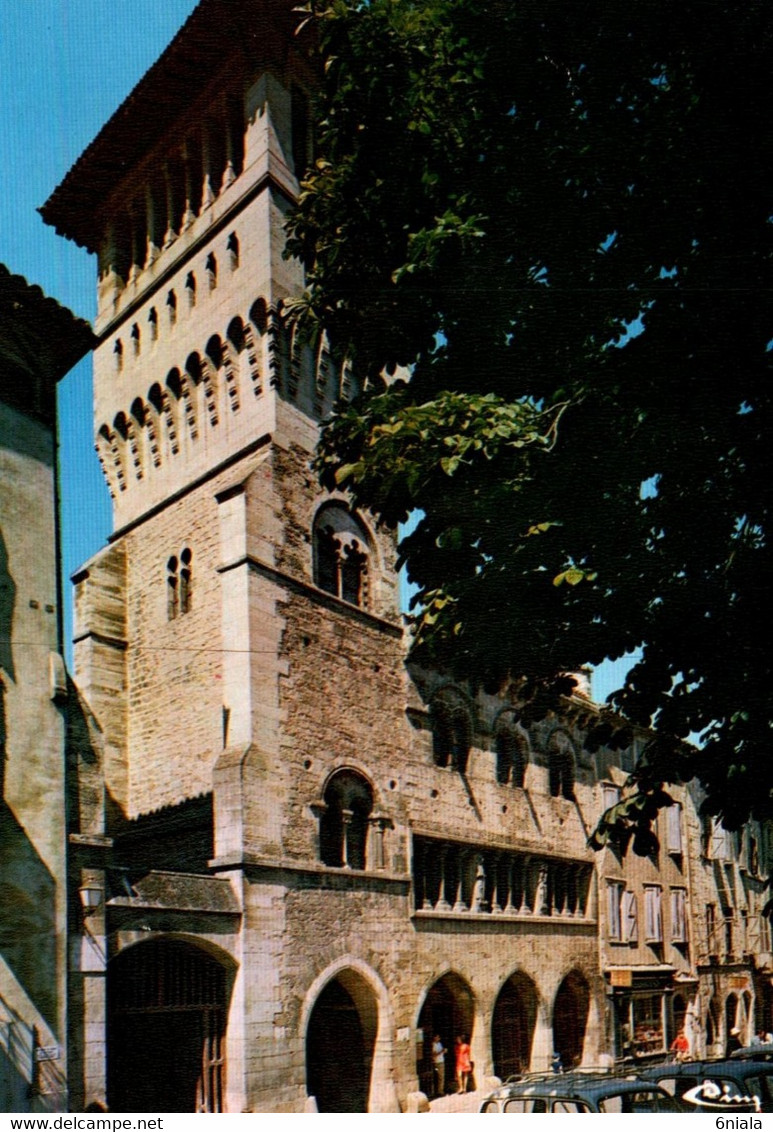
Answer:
[[416, 972, 475, 1097], [553, 971, 590, 1071], [492, 972, 538, 1080], [306, 970, 377, 1112], [726, 991, 740, 1050], [108, 939, 231, 1112]]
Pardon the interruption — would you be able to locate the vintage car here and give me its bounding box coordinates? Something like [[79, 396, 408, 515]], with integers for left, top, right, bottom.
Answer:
[[639, 1057, 773, 1113], [478, 1070, 684, 1113]]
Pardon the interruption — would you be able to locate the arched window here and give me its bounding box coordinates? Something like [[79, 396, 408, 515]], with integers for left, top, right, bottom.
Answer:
[[167, 556, 179, 621], [131, 322, 141, 356], [548, 730, 576, 799], [185, 271, 196, 308], [166, 289, 177, 326], [495, 711, 529, 787], [180, 547, 192, 614], [205, 252, 217, 291], [167, 548, 192, 620], [148, 307, 158, 342], [114, 338, 123, 372], [319, 770, 374, 870], [431, 688, 472, 773], [313, 505, 371, 609], [227, 231, 239, 271]]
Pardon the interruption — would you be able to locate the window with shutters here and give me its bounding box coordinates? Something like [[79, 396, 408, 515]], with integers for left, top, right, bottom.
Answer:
[[644, 886, 663, 943], [670, 888, 687, 943], [666, 803, 683, 855], [602, 783, 621, 812], [607, 881, 623, 941], [622, 890, 639, 943], [707, 817, 732, 861]]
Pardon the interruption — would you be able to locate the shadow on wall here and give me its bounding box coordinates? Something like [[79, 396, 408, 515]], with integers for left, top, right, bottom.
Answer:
[[0, 806, 58, 1032], [0, 528, 15, 683], [0, 526, 58, 1032]]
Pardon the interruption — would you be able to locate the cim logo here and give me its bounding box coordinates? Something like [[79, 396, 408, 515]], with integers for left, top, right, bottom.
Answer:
[[682, 1080, 761, 1112]]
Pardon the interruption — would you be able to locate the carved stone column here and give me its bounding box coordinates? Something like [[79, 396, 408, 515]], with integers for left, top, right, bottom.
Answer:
[[453, 849, 470, 913], [436, 846, 452, 911], [369, 815, 391, 871], [341, 808, 354, 869]]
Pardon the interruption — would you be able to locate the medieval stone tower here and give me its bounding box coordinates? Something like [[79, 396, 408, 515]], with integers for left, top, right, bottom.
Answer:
[[41, 0, 722, 1114]]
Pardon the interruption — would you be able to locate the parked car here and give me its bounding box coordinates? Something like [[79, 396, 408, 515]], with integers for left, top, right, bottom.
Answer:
[[479, 1070, 684, 1113], [639, 1057, 773, 1113]]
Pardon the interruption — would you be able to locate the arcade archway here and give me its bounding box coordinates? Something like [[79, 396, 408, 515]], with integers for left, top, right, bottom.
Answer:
[[416, 972, 475, 1097], [306, 969, 377, 1112], [553, 970, 590, 1071], [107, 938, 231, 1112], [492, 972, 538, 1080]]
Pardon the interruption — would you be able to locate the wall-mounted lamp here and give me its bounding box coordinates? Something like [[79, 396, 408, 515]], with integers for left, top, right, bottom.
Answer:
[[78, 884, 102, 915]]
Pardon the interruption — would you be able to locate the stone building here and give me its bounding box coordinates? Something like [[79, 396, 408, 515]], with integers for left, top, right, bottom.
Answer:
[[39, 0, 769, 1113], [0, 265, 93, 1110]]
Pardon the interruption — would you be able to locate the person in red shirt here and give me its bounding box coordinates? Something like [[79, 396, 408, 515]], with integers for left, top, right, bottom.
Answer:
[[670, 1030, 689, 1061], [455, 1034, 472, 1094]]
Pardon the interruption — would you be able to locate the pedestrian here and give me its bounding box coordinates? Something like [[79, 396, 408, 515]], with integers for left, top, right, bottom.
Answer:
[[432, 1034, 446, 1097], [726, 1026, 743, 1057], [455, 1034, 472, 1094], [670, 1031, 689, 1061], [551, 1051, 564, 1074]]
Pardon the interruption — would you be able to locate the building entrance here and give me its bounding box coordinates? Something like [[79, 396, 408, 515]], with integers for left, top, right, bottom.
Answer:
[[553, 970, 589, 1071], [492, 972, 538, 1080], [306, 972, 377, 1112], [107, 939, 228, 1112], [416, 972, 474, 1097]]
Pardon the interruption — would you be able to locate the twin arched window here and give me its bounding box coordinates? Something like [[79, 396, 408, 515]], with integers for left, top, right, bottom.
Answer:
[[167, 548, 192, 620], [319, 770, 374, 870], [548, 729, 576, 799], [313, 505, 371, 608]]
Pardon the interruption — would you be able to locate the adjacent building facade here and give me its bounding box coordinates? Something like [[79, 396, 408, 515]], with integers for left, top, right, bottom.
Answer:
[[0, 265, 93, 1110], [36, 0, 773, 1112]]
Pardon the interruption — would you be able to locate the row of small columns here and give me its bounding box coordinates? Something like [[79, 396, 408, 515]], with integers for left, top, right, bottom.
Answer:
[[414, 839, 591, 918], [99, 95, 244, 289]]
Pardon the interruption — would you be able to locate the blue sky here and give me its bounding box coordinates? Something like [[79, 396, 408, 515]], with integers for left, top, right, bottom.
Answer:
[[0, 0, 198, 665], [0, 0, 631, 700]]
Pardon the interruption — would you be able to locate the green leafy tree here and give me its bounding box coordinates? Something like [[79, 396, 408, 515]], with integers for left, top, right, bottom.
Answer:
[[288, 0, 773, 838]]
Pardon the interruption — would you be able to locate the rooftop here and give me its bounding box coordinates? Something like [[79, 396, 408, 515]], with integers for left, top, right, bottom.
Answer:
[[39, 0, 304, 253], [0, 264, 95, 415]]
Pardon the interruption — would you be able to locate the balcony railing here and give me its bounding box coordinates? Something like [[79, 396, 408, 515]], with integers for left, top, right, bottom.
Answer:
[[412, 835, 593, 919]]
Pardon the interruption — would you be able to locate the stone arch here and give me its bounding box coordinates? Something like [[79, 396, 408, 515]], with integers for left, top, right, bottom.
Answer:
[[494, 709, 529, 787], [726, 990, 740, 1047], [301, 958, 395, 1113], [318, 768, 374, 870], [95, 423, 122, 497], [148, 382, 178, 456], [430, 686, 473, 773], [167, 367, 196, 441], [416, 971, 475, 1098], [107, 936, 235, 1112], [547, 728, 576, 799], [492, 970, 539, 1080], [114, 410, 142, 482], [552, 969, 590, 1070], [187, 351, 217, 428], [228, 315, 260, 400]]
